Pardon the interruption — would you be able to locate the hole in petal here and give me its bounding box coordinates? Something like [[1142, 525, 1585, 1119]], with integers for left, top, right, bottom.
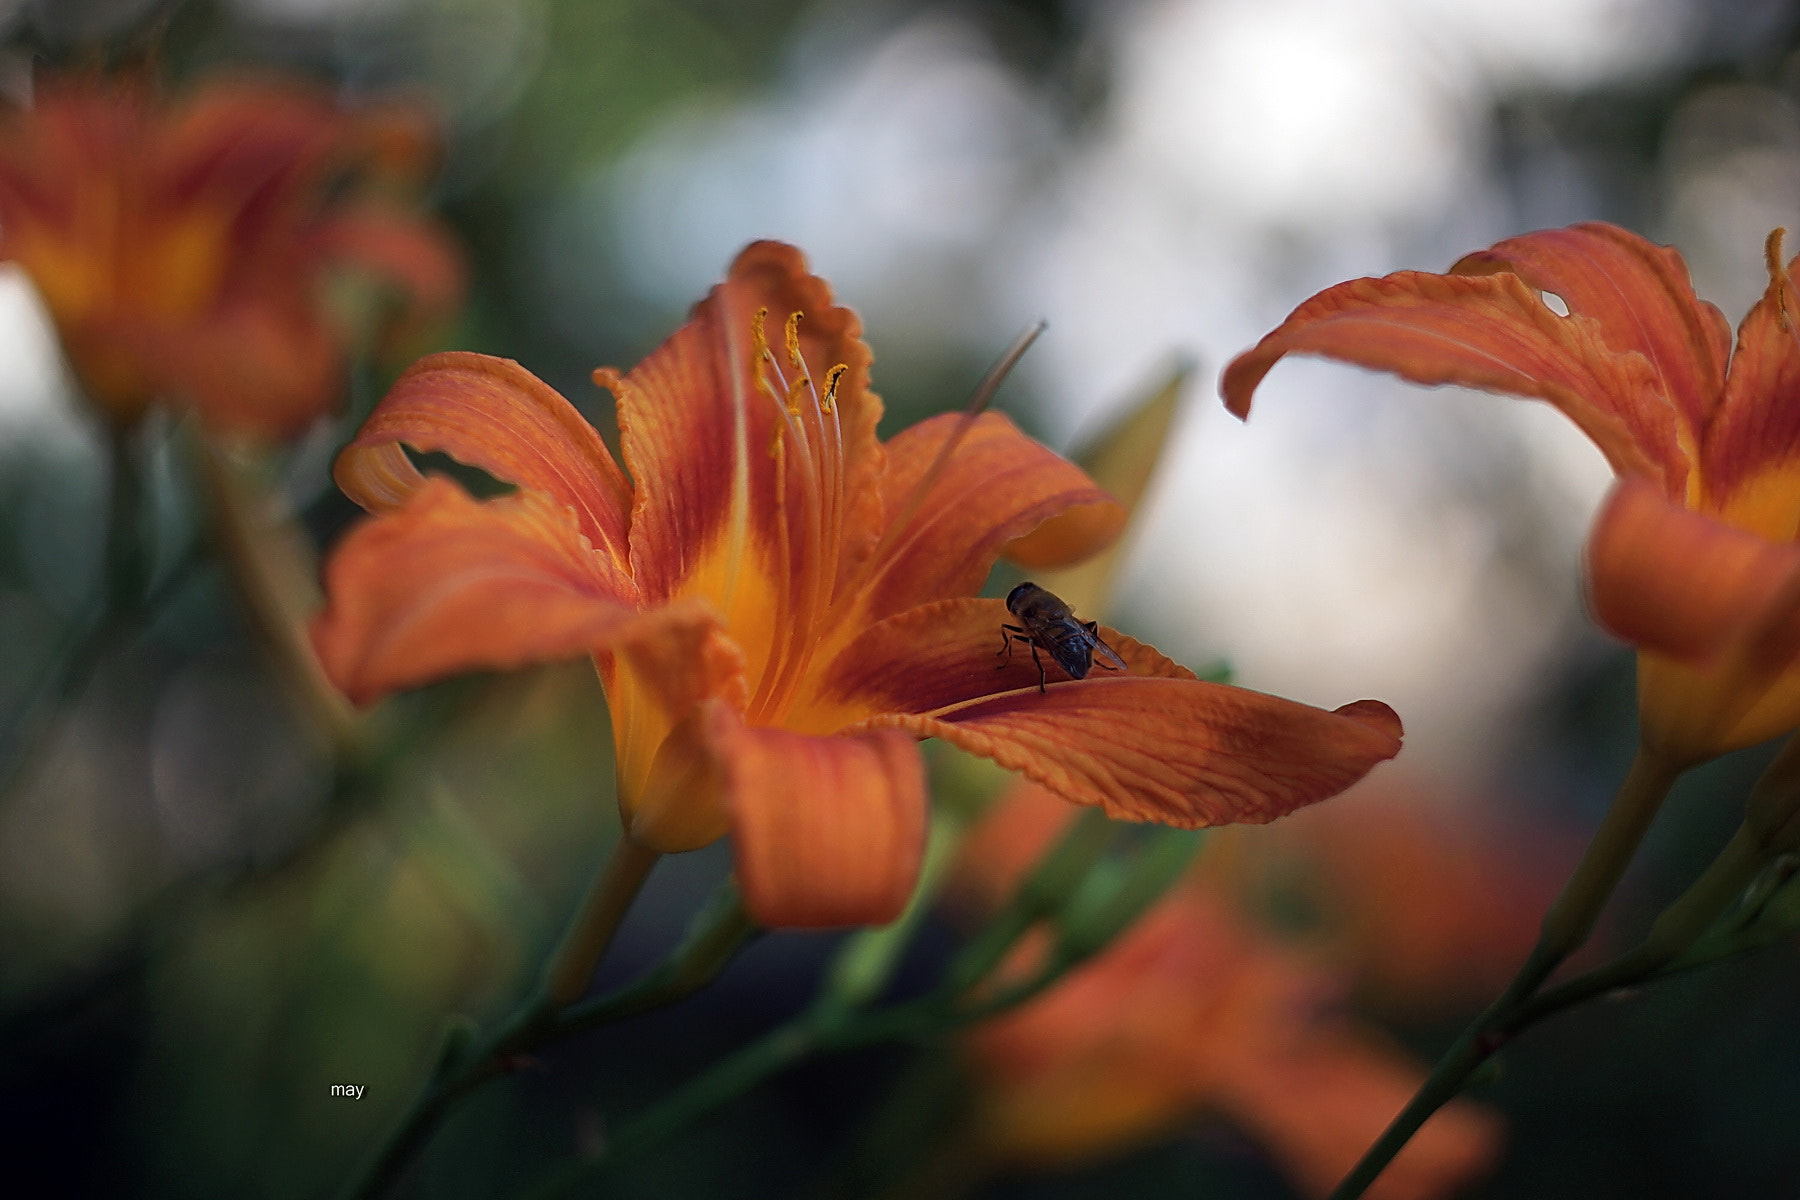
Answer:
[[1540, 290, 1570, 316]]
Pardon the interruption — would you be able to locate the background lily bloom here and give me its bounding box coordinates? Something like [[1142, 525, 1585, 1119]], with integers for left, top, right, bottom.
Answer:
[[953, 786, 1501, 1200], [1222, 222, 1800, 765], [1212, 778, 1580, 1018], [0, 73, 462, 438], [311, 241, 1403, 928]]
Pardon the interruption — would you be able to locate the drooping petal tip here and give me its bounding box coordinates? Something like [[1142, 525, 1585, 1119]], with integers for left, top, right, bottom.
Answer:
[[712, 705, 928, 928]]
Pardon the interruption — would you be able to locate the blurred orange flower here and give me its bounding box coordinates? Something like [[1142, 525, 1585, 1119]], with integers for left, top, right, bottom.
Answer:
[[1228, 779, 1579, 1017], [1223, 223, 1800, 766], [311, 241, 1405, 929], [955, 786, 1501, 1199], [0, 73, 462, 438]]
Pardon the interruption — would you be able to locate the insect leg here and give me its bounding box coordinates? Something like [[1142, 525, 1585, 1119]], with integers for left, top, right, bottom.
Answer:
[[997, 623, 1028, 660], [1029, 640, 1047, 693]]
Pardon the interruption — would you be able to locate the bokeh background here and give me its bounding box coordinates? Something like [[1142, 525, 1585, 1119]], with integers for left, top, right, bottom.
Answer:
[[5, 0, 1800, 1196]]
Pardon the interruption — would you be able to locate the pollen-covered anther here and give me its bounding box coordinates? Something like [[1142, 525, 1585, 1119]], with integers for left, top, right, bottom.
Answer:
[[784, 374, 810, 416], [1766, 228, 1797, 335], [822, 363, 848, 413], [784, 310, 805, 370], [751, 306, 781, 407]]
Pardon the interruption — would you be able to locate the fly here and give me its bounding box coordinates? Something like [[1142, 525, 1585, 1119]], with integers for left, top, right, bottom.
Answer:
[[997, 581, 1128, 693]]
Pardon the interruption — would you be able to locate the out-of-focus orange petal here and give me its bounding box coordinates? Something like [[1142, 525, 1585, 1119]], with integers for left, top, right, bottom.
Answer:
[[93, 305, 338, 440], [708, 707, 927, 928], [1586, 477, 1800, 663], [1211, 1026, 1501, 1200], [336, 352, 634, 569], [823, 599, 1401, 827], [1220, 268, 1679, 489], [310, 208, 466, 335], [1702, 250, 1800, 539], [1451, 222, 1730, 435], [311, 477, 649, 705], [598, 240, 886, 605], [153, 77, 346, 197], [1268, 781, 1575, 1017], [863, 412, 1123, 621]]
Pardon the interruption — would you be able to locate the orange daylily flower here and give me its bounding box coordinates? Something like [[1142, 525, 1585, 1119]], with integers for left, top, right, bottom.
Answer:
[[1222, 778, 1580, 1017], [311, 242, 1405, 929], [0, 73, 462, 438], [955, 786, 1501, 1200], [1223, 222, 1800, 765]]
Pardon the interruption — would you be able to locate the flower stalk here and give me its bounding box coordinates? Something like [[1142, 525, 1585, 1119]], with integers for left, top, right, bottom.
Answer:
[[1327, 745, 1681, 1200]]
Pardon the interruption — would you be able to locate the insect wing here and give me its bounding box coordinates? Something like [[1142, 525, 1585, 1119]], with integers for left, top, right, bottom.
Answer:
[[1091, 636, 1128, 672], [1033, 615, 1098, 681]]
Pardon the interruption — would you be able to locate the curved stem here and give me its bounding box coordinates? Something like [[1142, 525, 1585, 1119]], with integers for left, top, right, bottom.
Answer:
[[190, 433, 358, 752], [0, 426, 148, 805], [1327, 746, 1681, 1200], [341, 838, 674, 1200], [542, 837, 661, 1008]]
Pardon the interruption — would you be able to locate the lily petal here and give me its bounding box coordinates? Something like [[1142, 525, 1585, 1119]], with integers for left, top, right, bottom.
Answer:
[[599, 240, 886, 606], [1220, 268, 1679, 488], [84, 305, 339, 440], [1451, 222, 1730, 435], [312, 477, 649, 705], [1587, 478, 1800, 758], [709, 705, 927, 928], [1586, 478, 1800, 664], [335, 351, 634, 570], [601, 619, 750, 853], [862, 412, 1123, 622], [1213, 1025, 1502, 1200], [1702, 250, 1800, 539], [818, 599, 1402, 827], [309, 208, 466, 341]]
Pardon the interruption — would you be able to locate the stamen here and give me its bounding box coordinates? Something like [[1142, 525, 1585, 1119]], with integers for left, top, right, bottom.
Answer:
[[1768, 228, 1795, 332], [752, 306, 771, 359], [752, 306, 780, 407], [785, 310, 805, 370], [784, 374, 810, 416], [822, 363, 847, 413], [855, 318, 1046, 588]]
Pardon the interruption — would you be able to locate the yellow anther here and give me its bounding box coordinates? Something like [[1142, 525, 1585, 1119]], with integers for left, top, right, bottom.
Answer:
[[1768, 228, 1795, 332], [752, 306, 771, 359], [768, 421, 786, 459], [784, 374, 810, 415], [784, 310, 805, 370], [822, 363, 848, 413]]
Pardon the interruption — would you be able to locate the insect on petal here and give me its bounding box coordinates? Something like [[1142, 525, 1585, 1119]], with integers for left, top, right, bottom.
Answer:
[[820, 599, 1402, 828]]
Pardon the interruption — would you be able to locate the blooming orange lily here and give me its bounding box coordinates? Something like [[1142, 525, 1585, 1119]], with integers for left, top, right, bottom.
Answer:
[[0, 73, 462, 438], [954, 785, 1501, 1200], [312, 241, 1404, 928], [1223, 222, 1800, 766]]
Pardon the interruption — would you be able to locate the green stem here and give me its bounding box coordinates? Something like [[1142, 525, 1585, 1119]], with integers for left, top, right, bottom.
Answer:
[[542, 837, 661, 1008], [103, 422, 149, 618], [342, 837, 663, 1200], [550, 883, 757, 1039], [0, 426, 150, 806], [1327, 746, 1681, 1200], [513, 811, 1194, 1200]]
